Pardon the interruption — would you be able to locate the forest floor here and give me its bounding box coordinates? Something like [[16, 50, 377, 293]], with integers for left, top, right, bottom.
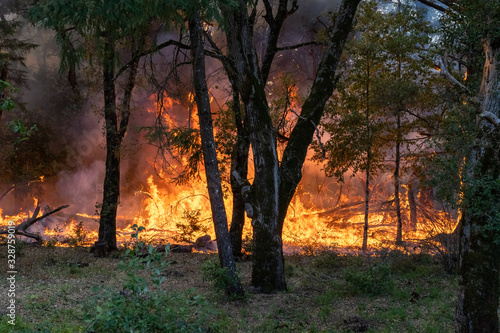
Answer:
[[0, 244, 456, 332]]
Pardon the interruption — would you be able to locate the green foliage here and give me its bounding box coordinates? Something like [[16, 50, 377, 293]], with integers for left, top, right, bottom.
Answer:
[[7, 119, 38, 144], [344, 263, 395, 296], [84, 228, 215, 332], [0, 80, 17, 111], [430, 0, 500, 227], [316, 0, 437, 181], [0, 17, 37, 85], [201, 259, 242, 298], [313, 250, 341, 269], [175, 209, 209, 243], [440, 0, 500, 89], [241, 233, 253, 254], [463, 175, 500, 243], [27, 0, 177, 67]]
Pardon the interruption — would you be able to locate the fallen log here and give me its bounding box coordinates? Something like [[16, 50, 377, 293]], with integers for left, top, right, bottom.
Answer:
[[0, 204, 70, 242]]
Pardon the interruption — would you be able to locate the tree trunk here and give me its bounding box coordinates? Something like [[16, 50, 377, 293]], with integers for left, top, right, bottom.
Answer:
[[455, 39, 500, 333], [395, 109, 403, 245], [363, 57, 371, 252], [278, 0, 361, 232], [229, 85, 249, 257], [189, 12, 244, 296], [98, 35, 119, 252], [362, 162, 370, 251], [97, 34, 139, 252], [408, 182, 417, 231], [223, 0, 360, 293]]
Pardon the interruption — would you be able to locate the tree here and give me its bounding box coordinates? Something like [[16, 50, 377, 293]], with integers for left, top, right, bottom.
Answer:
[[318, 0, 435, 250], [0, 3, 36, 120], [317, 1, 388, 251], [26, 0, 172, 250], [188, 6, 244, 295], [417, 0, 500, 330], [212, 0, 361, 292], [372, 0, 434, 244]]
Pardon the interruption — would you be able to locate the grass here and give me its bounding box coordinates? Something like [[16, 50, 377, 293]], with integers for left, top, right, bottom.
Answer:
[[0, 245, 457, 332]]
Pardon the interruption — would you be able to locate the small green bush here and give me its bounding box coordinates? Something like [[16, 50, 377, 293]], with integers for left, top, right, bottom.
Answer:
[[242, 233, 253, 254], [313, 250, 340, 269], [85, 288, 213, 333], [344, 263, 395, 296], [175, 209, 209, 243], [201, 259, 242, 298], [84, 226, 216, 332]]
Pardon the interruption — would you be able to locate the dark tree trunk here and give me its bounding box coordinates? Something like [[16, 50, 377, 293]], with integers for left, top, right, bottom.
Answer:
[[456, 210, 500, 333], [222, 0, 360, 293], [278, 0, 361, 232], [229, 88, 249, 257], [189, 12, 244, 296], [218, 7, 250, 258], [362, 163, 370, 251], [222, 0, 286, 293], [455, 40, 500, 333], [408, 182, 417, 231], [98, 35, 139, 252], [395, 109, 403, 245], [363, 58, 371, 252], [98, 36, 119, 252]]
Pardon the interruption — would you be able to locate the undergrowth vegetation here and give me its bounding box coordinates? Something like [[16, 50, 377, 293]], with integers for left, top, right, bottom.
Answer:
[[0, 244, 456, 333]]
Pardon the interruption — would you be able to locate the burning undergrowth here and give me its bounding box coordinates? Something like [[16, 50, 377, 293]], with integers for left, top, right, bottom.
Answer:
[[0, 28, 458, 255]]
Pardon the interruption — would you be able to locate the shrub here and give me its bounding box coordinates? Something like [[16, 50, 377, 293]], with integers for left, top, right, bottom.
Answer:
[[344, 263, 395, 296], [242, 233, 253, 254], [175, 209, 209, 244], [313, 250, 340, 269], [201, 259, 242, 298], [68, 221, 88, 247], [84, 227, 216, 332]]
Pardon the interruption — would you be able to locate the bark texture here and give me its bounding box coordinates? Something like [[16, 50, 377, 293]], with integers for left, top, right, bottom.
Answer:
[[278, 0, 361, 232], [189, 12, 244, 296], [228, 83, 249, 257], [98, 35, 139, 251], [221, 0, 360, 292], [98, 36, 120, 251], [455, 39, 500, 333], [394, 110, 403, 245]]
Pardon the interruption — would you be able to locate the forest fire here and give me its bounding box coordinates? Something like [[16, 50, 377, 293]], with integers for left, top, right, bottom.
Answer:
[[0, 2, 460, 255], [0, 87, 460, 253], [0, 139, 459, 253]]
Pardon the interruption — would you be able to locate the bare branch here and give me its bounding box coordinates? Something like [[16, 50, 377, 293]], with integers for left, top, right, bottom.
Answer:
[[479, 111, 500, 128], [439, 55, 470, 93], [415, 0, 448, 12], [276, 41, 326, 51], [287, 108, 326, 159], [0, 205, 70, 241], [113, 39, 190, 82], [16, 205, 70, 231]]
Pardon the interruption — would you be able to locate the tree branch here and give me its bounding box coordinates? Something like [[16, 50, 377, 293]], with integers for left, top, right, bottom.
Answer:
[[439, 55, 470, 93], [0, 205, 70, 241], [113, 39, 190, 82], [479, 111, 500, 128], [415, 0, 448, 12], [287, 107, 326, 159], [276, 41, 325, 51]]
